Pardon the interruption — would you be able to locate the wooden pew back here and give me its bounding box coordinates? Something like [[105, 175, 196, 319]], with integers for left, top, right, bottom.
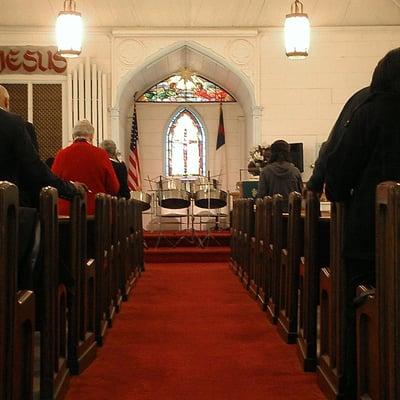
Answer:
[[39, 186, 69, 399], [277, 191, 302, 343], [375, 181, 400, 399]]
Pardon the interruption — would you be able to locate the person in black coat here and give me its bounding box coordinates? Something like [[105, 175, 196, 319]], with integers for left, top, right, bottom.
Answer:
[[324, 48, 400, 399], [0, 85, 79, 207], [0, 85, 83, 289], [100, 139, 130, 199], [307, 87, 371, 194], [25, 121, 39, 152]]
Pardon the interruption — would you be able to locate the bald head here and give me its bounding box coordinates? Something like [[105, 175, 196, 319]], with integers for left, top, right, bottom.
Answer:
[[0, 85, 10, 111]]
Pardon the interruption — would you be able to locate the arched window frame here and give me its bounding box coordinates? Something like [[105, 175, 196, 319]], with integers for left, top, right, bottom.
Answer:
[[164, 107, 207, 177]]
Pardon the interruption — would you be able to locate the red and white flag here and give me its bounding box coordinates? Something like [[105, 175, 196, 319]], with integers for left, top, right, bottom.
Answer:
[[128, 102, 141, 191]]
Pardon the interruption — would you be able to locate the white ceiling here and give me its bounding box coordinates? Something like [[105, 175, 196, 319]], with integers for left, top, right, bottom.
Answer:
[[0, 0, 399, 28]]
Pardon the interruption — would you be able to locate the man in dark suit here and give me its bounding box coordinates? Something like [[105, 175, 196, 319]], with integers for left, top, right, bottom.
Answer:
[[25, 121, 39, 152], [0, 84, 83, 288], [0, 84, 79, 206]]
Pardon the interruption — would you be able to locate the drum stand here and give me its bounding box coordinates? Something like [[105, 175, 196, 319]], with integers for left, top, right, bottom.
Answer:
[[199, 194, 222, 247], [174, 199, 204, 248], [153, 192, 176, 248]]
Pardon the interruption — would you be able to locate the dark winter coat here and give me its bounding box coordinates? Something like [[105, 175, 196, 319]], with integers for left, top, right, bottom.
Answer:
[[111, 159, 130, 199], [325, 63, 400, 261]]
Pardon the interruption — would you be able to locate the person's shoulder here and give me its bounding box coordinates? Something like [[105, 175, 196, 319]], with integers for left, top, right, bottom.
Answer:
[[0, 108, 24, 125], [287, 162, 301, 174]]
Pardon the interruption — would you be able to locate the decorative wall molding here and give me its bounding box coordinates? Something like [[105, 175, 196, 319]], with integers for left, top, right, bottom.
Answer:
[[117, 39, 145, 66], [112, 28, 259, 37], [227, 39, 254, 65]]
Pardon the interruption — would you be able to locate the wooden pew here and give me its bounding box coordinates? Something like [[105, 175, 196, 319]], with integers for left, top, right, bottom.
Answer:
[[277, 191, 302, 344], [257, 196, 273, 310], [237, 199, 246, 278], [110, 196, 123, 313], [297, 190, 329, 371], [102, 195, 116, 326], [94, 193, 109, 345], [242, 198, 255, 289], [0, 182, 35, 400], [249, 198, 264, 299], [254, 198, 266, 300], [118, 198, 131, 301], [124, 199, 138, 296], [266, 194, 284, 324], [373, 181, 400, 399], [39, 187, 69, 399], [64, 191, 97, 374], [235, 199, 245, 277], [317, 202, 346, 398], [356, 285, 378, 400], [229, 199, 239, 271]]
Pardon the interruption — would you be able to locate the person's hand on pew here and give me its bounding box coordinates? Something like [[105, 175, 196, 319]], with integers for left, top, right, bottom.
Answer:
[[70, 181, 91, 193]]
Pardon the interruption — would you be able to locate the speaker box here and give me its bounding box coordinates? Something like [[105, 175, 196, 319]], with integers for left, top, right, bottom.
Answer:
[[289, 143, 304, 172]]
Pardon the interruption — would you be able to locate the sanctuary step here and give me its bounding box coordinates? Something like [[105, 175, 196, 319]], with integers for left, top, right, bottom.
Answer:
[[145, 246, 230, 263], [144, 229, 231, 247], [144, 230, 231, 263]]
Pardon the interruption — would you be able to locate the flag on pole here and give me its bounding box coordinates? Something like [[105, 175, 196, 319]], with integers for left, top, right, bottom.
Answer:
[[128, 102, 141, 191], [214, 103, 227, 189]]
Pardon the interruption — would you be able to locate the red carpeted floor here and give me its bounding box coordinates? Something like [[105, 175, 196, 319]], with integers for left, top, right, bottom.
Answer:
[[66, 263, 326, 400]]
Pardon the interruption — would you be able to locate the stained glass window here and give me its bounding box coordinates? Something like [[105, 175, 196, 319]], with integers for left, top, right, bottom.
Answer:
[[138, 73, 235, 103], [166, 108, 205, 176]]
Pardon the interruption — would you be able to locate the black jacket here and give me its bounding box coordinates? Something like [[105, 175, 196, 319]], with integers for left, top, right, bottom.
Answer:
[[0, 108, 77, 207], [325, 91, 400, 260], [111, 159, 130, 199]]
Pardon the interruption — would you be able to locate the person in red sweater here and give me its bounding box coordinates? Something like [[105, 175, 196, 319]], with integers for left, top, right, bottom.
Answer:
[[52, 119, 119, 215]]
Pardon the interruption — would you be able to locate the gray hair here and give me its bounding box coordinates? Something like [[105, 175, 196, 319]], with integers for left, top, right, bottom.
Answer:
[[72, 119, 94, 139], [100, 139, 118, 159]]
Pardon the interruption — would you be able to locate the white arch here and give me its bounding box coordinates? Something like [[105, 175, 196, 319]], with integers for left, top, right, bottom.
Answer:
[[112, 40, 260, 166]]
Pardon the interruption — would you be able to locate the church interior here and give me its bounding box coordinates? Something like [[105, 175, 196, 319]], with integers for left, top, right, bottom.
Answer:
[[1, 1, 400, 399]]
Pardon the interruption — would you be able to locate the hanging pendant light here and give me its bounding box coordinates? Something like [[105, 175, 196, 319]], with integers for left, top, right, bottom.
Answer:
[[56, 0, 83, 58], [284, 0, 310, 59]]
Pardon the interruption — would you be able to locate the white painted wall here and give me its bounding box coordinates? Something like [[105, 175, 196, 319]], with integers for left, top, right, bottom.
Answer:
[[259, 26, 400, 179], [1, 26, 400, 183], [136, 102, 245, 194]]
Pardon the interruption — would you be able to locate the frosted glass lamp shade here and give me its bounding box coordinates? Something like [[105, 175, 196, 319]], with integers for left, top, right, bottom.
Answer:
[[56, 2, 82, 57], [284, 1, 310, 59]]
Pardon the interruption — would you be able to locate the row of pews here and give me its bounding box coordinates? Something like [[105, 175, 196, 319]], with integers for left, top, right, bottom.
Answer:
[[0, 181, 145, 400], [230, 182, 400, 400]]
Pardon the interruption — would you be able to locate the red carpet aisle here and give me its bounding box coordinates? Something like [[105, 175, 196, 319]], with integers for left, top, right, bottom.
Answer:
[[66, 263, 325, 400]]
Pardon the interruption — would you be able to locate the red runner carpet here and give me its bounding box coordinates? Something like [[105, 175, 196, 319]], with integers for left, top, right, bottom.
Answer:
[[66, 263, 325, 400]]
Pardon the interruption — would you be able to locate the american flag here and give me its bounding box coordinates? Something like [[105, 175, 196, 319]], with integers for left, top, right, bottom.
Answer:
[[128, 102, 141, 191]]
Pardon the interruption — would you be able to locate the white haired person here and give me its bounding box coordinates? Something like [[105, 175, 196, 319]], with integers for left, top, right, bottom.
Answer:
[[100, 140, 130, 199], [52, 119, 119, 215]]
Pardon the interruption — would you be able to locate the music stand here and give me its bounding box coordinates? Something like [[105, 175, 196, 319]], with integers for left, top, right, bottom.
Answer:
[[194, 172, 226, 247]]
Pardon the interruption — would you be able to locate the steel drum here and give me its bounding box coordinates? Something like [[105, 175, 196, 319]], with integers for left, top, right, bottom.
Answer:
[[194, 187, 227, 209], [156, 178, 190, 209], [194, 176, 219, 191], [130, 191, 151, 211]]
